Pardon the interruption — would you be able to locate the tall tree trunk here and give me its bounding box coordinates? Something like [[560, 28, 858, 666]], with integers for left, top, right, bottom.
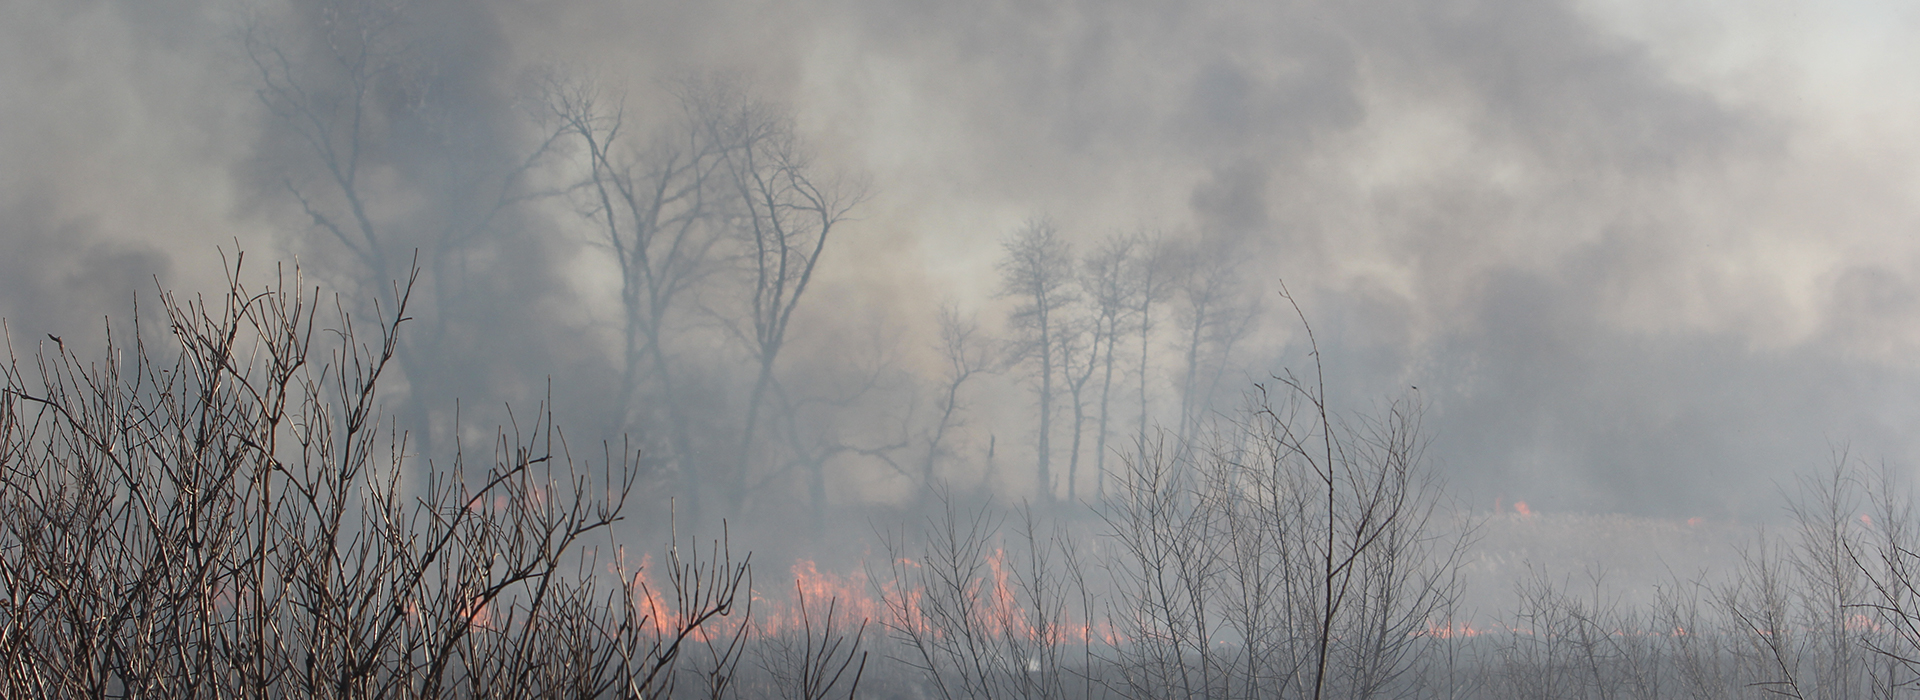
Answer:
[[1036, 320, 1054, 503], [1138, 300, 1154, 451], [1179, 300, 1206, 449], [646, 330, 702, 528], [734, 353, 777, 517], [1095, 325, 1119, 499], [1067, 388, 1085, 502]]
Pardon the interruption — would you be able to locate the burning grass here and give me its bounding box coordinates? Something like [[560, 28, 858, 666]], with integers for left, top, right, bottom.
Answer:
[[7, 257, 1920, 698]]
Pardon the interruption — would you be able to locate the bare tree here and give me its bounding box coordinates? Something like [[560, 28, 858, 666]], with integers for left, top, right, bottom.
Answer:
[[1059, 313, 1099, 503], [1080, 234, 1137, 500], [760, 347, 903, 539], [918, 304, 1001, 504], [998, 219, 1078, 503], [547, 73, 732, 526], [1171, 243, 1258, 450], [708, 91, 870, 519], [1124, 233, 1178, 454], [245, 0, 564, 465]]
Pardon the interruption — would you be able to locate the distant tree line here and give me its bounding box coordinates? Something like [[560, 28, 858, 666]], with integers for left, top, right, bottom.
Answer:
[[239, 0, 1281, 533]]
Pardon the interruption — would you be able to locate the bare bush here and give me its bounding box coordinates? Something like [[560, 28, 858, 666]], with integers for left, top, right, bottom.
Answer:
[[873, 489, 1090, 700], [1100, 293, 1469, 700], [1455, 456, 1913, 700], [0, 254, 749, 698], [751, 578, 868, 700]]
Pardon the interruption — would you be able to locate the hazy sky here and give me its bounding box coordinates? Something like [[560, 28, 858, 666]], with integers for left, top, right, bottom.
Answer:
[[5, 0, 1919, 520]]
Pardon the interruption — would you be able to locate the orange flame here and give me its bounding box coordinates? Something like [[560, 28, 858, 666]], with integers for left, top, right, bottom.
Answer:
[[618, 552, 686, 638], [1420, 620, 1483, 639], [753, 560, 879, 637], [620, 555, 1123, 648], [459, 596, 496, 630]]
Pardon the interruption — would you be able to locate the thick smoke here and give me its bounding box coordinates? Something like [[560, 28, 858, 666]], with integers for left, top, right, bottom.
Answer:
[[3, 0, 1918, 529]]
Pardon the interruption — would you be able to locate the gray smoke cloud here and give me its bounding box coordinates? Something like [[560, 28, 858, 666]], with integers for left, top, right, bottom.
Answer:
[[3, 0, 1916, 527]]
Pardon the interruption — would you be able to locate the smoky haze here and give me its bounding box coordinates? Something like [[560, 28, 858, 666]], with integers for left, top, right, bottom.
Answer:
[[4, 0, 1918, 538]]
